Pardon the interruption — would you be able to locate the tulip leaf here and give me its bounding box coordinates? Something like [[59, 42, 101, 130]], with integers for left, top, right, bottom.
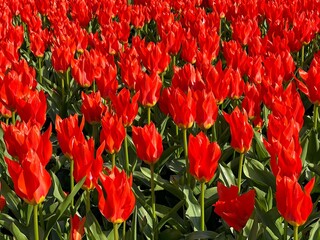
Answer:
[[305, 130, 320, 164], [253, 131, 269, 161], [218, 162, 236, 187], [182, 186, 201, 231], [309, 220, 320, 240], [184, 230, 218, 239], [255, 206, 282, 239], [137, 202, 153, 240], [243, 158, 275, 190], [0, 213, 28, 240], [155, 145, 181, 171], [85, 211, 108, 240], [44, 177, 85, 239], [159, 229, 183, 240], [50, 171, 66, 202], [0, 179, 21, 220]]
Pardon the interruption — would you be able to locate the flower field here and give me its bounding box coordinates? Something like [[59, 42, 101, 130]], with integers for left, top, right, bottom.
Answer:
[[0, 0, 320, 239]]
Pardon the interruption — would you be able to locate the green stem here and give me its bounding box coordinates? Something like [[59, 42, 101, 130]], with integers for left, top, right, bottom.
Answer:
[[61, 71, 65, 102], [200, 182, 205, 231], [237, 153, 245, 193], [70, 160, 74, 207], [212, 123, 217, 142], [113, 223, 119, 240], [111, 153, 116, 168], [85, 190, 90, 213], [150, 164, 156, 220], [39, 203, 44, 232], [92, 124, 99, 146], [12, 112, 16, 125], [66, 67, 70, 90], [147, 107, 151, 125], [294, 225, 299, 240], [123, 221, 126, 240], [161, 72, 164, 83], [237, 230, 244, 240], [219, 17, 222, 38], [34, 204, 39, 240], [284, 221, 288, 240], [182, 128, 190, 186], [38, 57, 42, 85], [301, 45, 305, 67], [124, 128, 130, 174], [313, 104, 318, 131]]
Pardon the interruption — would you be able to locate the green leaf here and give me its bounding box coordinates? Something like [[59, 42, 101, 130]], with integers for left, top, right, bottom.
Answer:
[[255, 207, 282, 239], [309, 221, 320, 240], [85, 211, 108, 240], [155, 145, 180, 171], [0, 213, 28, 240], [159, 229, 183, 240], [182, 186, 201, 231], [137, 202, 153, 240], [50, 171, 66, 202], [253, 131, 269, 161], [44, 177, 85, 239], [243, 158, 275, 190], [218, 162, 236, 187], [157, 200, 186, 232], [305, 130, 320, 164], [184, 231, 218, 240], [1, 179, 21, 220]]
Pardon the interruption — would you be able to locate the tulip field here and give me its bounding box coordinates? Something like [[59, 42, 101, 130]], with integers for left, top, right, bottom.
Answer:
[[1, 0, 320, 239]]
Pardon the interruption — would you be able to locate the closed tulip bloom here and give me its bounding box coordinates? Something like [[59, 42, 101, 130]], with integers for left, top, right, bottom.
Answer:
[[96, 167, 135, 224], [70, 214, 86, 240], [188, 132, 221, 182], [55, 114, 85, 159], [214, 182, 255, 232], [100, 112, 126, 154], [223, 107, 253, 153], [132, 122, 163, 165], [5, 150, 51, 205], [110, 88, 140, 127], [72, 138, 104, 190], [81, 91, 107, 124], [276, 176, 315, 227]]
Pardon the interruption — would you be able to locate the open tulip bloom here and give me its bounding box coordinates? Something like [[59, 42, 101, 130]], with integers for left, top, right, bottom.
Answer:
[[1, 0, 320, 239]]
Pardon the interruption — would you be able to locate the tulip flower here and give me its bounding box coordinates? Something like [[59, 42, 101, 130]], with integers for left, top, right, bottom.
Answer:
[[100, 112, 126, 161], [276, 176, 314, 228], [96, 167, 135, 240], [188, 132, 221, 182], [132, 122, 163, 220], [223, 107, 253, 154], [70, 214, 86, 240], [132, 122, 163, 165], [214, 182, 255, 232], [5, 150, 51, 205], [81, 91, 107, 124]]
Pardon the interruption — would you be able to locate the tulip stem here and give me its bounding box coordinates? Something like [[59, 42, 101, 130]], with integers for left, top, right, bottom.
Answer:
[[237, 153, 245, 193], [12, 112, 16, 125], [111, 153, 116, 168], [182, 128, 190, 186], [70, 160, 74, 207], [39, 203, 44, 231], [150, 164, 156, 220], [313, 104, 318, 131], [212, 123, 217, 142], [301, 45, 305, 67], [293, 225, 298, 240], [124, 128, 130, 174], [123, 221, 126, 240], [283, 220, 288, 240], [147, 107, 151, 124], [113, 223, 119, 240], [38, 57, 42, 85], [85, 190, 90, 213], [200, 182, 205, 231], [34, 204, 39, 240]]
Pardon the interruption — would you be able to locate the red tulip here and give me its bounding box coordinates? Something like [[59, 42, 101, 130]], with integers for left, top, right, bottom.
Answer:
[[81, 91, 107, 124], [5, 150, 51, 205], [72, 138, 104, 190], [135, 72, 162, 107], [110, 88, 140, 127], [100, 112, 126, 155], [194, 90, 218, 130], [223, 107, 253, 153], [55, 114, 85, 159], [1, 121, 52, 166], [132, 122, 163, 165], [188, 132, 221, 182], [276, 176, 314, 227], [70, 214, 86, 240], [214, 182, 255, 232], [96, 167, 135, 224]]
